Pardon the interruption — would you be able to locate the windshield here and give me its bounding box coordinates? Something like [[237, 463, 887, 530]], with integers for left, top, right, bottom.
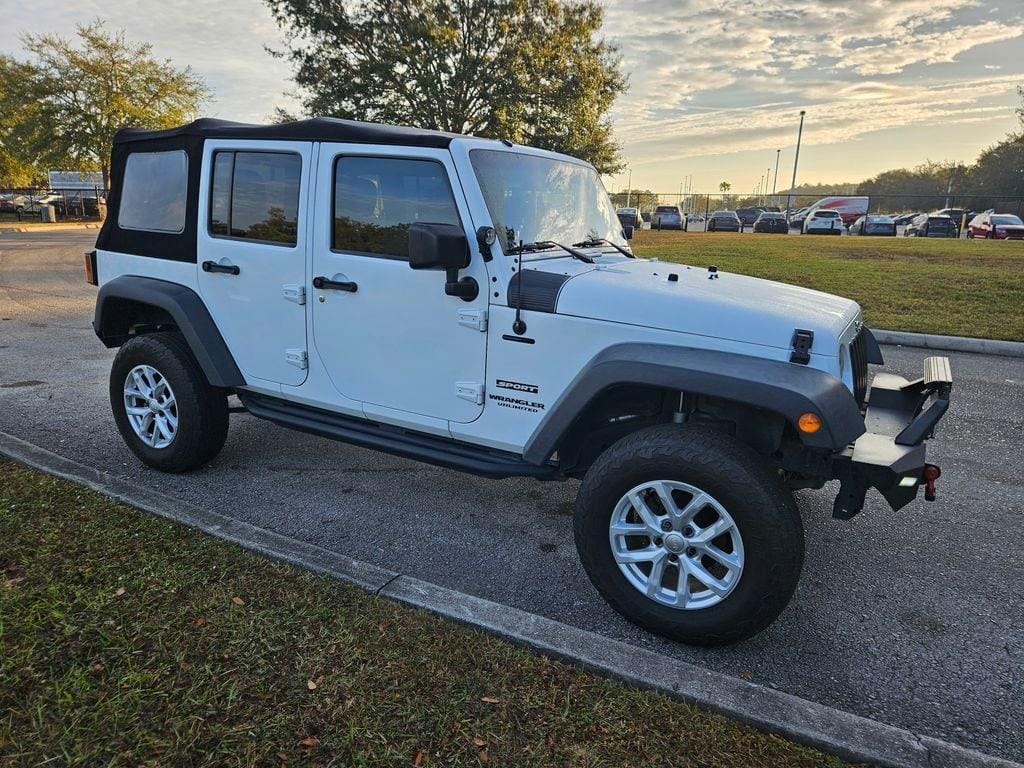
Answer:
[[470, 149, 625, 253], [993, 215, 1023, 225]]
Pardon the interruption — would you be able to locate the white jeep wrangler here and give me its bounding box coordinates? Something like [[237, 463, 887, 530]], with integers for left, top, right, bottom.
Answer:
[[88, 118, 952, 645]]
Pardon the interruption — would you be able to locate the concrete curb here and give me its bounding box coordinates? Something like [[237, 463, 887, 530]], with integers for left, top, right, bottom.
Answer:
[[0, 222, 101, 233], [0, 430, 1019, 768], [875, 329, 1024, 358]]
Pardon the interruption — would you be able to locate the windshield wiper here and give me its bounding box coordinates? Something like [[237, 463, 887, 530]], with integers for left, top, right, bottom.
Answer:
[[572, 238, 634, 258], [507, 240, 594, 264]]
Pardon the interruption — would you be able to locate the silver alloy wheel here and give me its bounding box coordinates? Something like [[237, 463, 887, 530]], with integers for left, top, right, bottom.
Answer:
[[123, 364, 178, 449], [609, 480, 744, 610]]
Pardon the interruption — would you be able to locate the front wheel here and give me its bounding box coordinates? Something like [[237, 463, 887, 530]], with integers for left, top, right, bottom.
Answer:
[[574, 425, 804, 645]]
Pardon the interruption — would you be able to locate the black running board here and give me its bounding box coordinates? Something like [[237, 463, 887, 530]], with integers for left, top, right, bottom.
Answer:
[[238, 392, 560, 480]]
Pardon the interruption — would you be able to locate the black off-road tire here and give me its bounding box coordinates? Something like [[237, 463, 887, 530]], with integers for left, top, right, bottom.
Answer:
[[574, 424, 804, 646], [110, 332, 229, 473]]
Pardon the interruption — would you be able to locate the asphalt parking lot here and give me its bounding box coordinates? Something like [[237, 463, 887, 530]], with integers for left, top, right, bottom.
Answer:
[[2, 229, 1022, 762]]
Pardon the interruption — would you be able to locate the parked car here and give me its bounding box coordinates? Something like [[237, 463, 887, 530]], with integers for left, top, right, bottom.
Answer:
[[891, 212, 921, 227], [848, 214, 896, 236], [616, 207, 642, 231], [966, 212, 1024, 240], [787, 207, 810, 229], [735, 207, 763, 228], [933, 208, 970, 230], [641, 210, 652, 223], [802, 196, 869, 226], [802, 209, 844, 234], [0, 192, 64, 215], [752, 211, 788, 233], [685, 213, 705, 224], [706, 210, 742, 232], [88, 115, 953, 647], [904, 214, 957, 238], [651, 205, 683, 230], [55, 192, 106, 218]]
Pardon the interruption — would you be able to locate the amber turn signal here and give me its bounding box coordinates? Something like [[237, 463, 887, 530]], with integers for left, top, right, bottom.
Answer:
[[797, 412, 822, 433]]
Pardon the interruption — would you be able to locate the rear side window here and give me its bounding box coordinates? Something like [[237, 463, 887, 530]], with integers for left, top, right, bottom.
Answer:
[[208, 151, 302, 246], [118, 151, 188, 233], [333, 156, 460, 259]]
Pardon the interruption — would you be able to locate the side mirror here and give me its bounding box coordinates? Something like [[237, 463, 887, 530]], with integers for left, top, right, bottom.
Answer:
[[623, 225, 634, 240], [408, 222, 470, 270], [407, 222, 478, 302]]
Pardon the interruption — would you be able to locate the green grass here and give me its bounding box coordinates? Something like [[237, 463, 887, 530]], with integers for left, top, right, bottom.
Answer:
[[0, 460, 854, 767], [631, 230, 1024, 342]]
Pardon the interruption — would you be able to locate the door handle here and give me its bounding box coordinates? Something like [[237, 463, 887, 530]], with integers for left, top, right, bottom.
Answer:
[[202, 260, 240, 275], [313, 276, 357, 293]]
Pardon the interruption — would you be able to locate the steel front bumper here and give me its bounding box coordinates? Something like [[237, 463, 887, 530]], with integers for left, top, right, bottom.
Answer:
[[831, 356, 952, 519]]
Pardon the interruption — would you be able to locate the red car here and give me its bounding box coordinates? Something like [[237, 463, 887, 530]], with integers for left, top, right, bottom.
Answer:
[[967, 212, 1024, 240]]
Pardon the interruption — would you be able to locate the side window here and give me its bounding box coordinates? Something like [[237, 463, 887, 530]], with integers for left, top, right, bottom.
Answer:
[[333, 156, 460, 259], [118, 150, 188, 233], [208, 151, 301, 246]]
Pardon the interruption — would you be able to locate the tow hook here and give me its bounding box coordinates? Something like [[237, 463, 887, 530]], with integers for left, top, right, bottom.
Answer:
[[921, 464, 941, 502]]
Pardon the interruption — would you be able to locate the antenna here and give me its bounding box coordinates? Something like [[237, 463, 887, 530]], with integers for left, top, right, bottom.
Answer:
[[512, 239, 527, 335]]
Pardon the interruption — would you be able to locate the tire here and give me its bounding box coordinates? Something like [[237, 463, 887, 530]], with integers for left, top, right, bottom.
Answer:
[[574, 424, 804, 645], [109, 332, 229, 472]]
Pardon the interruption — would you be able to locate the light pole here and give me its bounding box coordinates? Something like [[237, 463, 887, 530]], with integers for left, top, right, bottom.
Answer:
[[625, 168, 632, 209], [765, 168, 771, 205], [772, 149, 781, 197], [787, 111, 806, 222]]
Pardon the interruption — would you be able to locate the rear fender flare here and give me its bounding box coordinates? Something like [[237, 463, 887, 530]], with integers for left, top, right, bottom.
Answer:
[[93, 275, 244, 388]]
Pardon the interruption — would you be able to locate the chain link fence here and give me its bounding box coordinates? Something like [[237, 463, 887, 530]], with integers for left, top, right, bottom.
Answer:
[[0, 185, 109, 222]]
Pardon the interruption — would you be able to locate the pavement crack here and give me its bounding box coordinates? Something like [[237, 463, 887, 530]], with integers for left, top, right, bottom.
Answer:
[[375, 573, 402, 595]]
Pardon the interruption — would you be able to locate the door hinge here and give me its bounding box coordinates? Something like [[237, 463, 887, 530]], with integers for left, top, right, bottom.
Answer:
[[285, 348, 308, 369], [455, 381, 485, 405], [283, 284, 306, 305], [457, 308, 488, 332]]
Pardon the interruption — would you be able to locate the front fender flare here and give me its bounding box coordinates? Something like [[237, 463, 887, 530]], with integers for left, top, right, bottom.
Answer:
[[94, 275, 244, 388], [523, 343, 865, 464]]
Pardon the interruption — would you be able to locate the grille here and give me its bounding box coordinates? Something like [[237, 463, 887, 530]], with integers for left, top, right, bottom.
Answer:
[[849, 327, 870, 406]]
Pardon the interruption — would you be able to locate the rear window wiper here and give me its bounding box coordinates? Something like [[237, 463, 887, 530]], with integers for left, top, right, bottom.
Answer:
[[573, 238, 634, 258], [507, 240, 594, 264]]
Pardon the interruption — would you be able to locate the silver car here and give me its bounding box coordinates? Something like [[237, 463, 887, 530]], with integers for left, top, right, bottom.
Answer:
[[651, 205, 683, 230]]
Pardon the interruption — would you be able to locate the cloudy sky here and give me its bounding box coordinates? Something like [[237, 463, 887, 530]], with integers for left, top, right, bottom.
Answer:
[[2, 0, 1022, 193]]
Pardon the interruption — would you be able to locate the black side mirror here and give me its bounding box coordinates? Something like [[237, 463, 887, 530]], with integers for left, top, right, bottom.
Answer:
[[623, 225, 634, 240], [408, 222, 478, 301]]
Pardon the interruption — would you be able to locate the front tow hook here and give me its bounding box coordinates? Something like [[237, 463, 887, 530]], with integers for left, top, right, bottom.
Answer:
[[921, 464, 941, 502]]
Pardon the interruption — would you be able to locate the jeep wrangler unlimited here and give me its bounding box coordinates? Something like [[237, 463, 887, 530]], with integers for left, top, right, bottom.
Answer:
[[88, 118, 952, 645]]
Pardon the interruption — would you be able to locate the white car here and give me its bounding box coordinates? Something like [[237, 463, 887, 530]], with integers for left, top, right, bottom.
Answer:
[[89, 117, 953, 646], [802, 208, 844, 235]]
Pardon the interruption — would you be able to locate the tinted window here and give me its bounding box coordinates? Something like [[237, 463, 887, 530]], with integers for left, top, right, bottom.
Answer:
[[993, 215, 1023, 225], [655, 206, 677, 214], [815, 210, 839, 218], [209, 151, 301, 245], [118, 151, 188, 233], [333, 156, 460, 259]]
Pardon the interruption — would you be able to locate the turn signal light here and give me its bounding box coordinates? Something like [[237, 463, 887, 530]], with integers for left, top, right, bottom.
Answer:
[[797, 412, 822, 433], [84, 249, 98, 286]]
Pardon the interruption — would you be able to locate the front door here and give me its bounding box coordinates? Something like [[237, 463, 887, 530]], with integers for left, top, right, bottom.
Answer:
[[311, 146, 488, 423], [197, 141, 311, 388]]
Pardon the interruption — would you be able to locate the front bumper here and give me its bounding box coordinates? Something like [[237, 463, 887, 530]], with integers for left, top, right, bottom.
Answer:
[[831, 356, 952, 519]]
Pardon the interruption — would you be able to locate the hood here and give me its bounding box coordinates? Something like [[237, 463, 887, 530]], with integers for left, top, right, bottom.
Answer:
[[544, 257, 860, 354]]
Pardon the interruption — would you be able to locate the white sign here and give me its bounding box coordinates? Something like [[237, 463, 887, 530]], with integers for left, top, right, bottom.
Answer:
[[47, 170, 103, 190]]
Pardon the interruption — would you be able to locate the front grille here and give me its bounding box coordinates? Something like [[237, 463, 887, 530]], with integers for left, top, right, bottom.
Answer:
[[849, 327, 870, 406]]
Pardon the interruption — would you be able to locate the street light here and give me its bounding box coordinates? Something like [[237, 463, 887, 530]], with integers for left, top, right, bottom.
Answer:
[[786, 111, 806, 222], [772, 149, 781, 196], [625, 168, 632, 209]]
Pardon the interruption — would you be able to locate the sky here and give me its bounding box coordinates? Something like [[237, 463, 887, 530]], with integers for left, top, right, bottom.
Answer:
[[1, 0, 1022, 194]]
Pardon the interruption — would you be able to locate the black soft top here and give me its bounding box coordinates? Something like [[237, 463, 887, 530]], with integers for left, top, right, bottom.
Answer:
[[113, 117, 470, 149]]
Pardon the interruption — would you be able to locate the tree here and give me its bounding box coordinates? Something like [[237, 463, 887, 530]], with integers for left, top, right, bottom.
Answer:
[[265, 0, 626, 173], [718, 181, 731, 193], [0, 55, 45, 186], [3, 22, 208, 187], [609, 189, 658, 211]]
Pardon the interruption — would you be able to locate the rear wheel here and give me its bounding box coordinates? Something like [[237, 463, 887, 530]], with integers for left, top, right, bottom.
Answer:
[[110, 332, 229, 472], [574, 425, 804, 645]]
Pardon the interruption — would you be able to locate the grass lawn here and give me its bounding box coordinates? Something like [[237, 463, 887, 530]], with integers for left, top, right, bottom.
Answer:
[[0, 460, 853, 767], [631, 230, 1024, 342]]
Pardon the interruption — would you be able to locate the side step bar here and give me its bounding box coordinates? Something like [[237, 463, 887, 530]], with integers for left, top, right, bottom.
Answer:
[[238, 392, 560, 480]]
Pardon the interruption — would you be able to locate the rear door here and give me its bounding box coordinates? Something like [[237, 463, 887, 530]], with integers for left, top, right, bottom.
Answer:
[[310, 145, 488, 424], [197, 141, 312, 388]]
